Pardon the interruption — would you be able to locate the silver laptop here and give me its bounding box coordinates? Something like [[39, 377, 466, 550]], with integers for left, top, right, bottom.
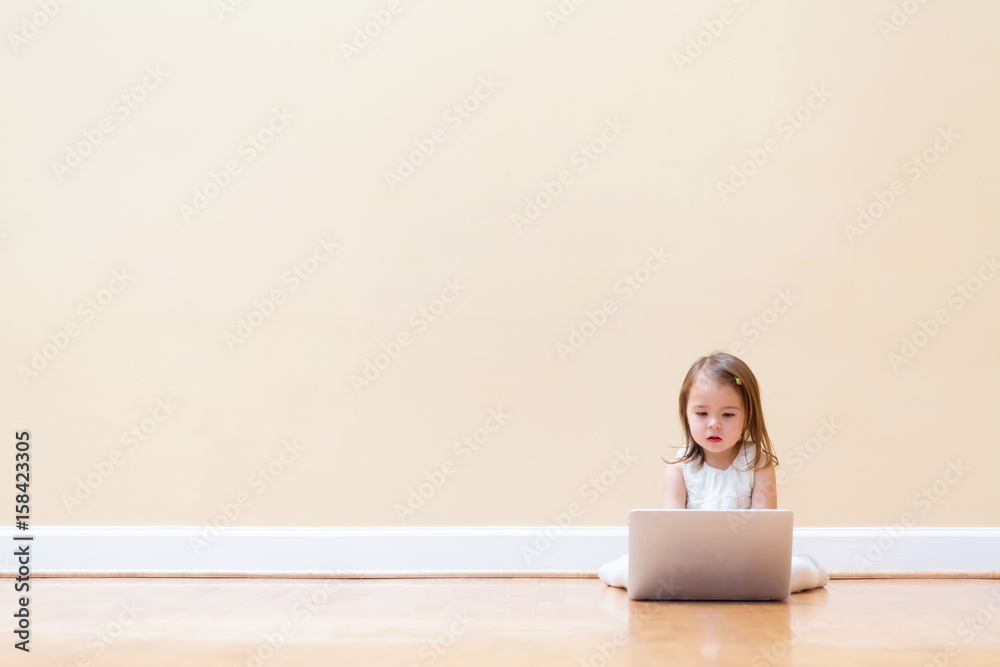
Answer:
[[627, 509, 793, 601]]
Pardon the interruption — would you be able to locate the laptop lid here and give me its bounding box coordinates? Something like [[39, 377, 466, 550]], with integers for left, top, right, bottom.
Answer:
[[627, 509, 793, 601]]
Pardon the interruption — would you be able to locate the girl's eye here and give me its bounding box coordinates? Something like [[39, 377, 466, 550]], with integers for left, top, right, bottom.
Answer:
[[695, 412, 707, 416], [723, 413, 734, 418]]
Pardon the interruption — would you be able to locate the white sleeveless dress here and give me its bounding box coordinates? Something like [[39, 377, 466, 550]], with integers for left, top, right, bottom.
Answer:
[[679, 440, 756, 510]]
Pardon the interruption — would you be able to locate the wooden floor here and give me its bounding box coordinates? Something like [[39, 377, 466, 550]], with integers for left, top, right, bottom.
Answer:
[[14, 577, 1000, 666]]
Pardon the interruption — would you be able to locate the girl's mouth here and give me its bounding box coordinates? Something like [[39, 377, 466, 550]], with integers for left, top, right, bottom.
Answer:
[[707, 436, 722, 443]]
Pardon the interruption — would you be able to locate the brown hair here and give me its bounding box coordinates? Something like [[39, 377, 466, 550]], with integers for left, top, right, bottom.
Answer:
[[662, 352, 779, 472]]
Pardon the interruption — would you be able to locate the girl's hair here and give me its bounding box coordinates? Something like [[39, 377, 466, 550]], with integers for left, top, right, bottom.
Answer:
[[663, 352, 779, 472]]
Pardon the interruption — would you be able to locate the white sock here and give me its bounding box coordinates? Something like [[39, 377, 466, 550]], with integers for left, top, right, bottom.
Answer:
[[597, 553, 629, 589], [790, 553, 829, 593]]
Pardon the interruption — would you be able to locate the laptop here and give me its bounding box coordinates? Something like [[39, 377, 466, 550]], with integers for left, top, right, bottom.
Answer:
[[627, 509, 793, 601]]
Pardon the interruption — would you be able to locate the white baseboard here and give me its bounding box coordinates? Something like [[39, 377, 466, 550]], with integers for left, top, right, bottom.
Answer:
[[1, 526, 997, 577]]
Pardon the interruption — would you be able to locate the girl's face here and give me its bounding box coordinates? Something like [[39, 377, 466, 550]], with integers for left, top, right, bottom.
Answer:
[[686, 375, 745, 464]]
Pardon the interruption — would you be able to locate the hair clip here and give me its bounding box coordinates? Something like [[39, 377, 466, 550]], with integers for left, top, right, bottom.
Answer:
[[734, 377, 743, 386]]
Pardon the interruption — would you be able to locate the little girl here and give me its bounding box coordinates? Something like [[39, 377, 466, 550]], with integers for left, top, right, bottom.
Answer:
[[598, 352, 828, 593]]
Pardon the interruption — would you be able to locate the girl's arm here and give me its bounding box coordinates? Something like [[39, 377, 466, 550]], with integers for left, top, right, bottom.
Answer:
[[750, 464, 777, 509], [662, 462, 686, 509]]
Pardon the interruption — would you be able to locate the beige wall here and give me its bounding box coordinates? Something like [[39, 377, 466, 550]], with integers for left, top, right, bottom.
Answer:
[[3, 0, 998, 528]]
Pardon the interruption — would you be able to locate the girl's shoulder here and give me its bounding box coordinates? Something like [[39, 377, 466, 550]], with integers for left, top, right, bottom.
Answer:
[[664, 443, 689, 464], [742, 440, 774, 470]]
